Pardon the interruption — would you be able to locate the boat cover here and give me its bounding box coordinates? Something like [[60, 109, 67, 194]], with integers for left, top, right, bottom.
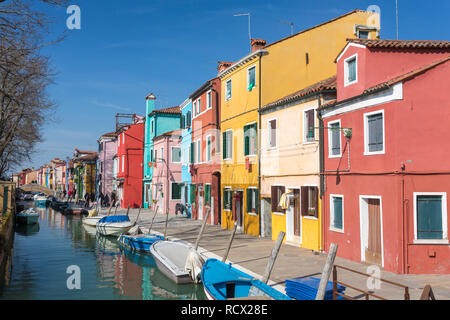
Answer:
[[184, 249, 205, 283], [88, 209, 98, 217], [98, 215, 130, 223]]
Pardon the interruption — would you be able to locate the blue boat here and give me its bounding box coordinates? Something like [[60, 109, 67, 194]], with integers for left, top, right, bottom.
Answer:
[[201, 258, 292, 300], [118, 234, 164, 253]]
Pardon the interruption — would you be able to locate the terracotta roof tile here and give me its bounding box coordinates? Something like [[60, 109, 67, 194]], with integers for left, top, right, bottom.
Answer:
[[151, 106, 181, 115], [262, 76, 337, 110], [348, 38, 450, 49]]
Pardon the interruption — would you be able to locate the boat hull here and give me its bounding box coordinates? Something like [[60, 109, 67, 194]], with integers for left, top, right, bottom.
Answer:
[[118, 234, 164, 253], [96, 222, 134, 236], [82, 216, 105, 227], [16, 214, 39, 225], [34, 200, 48, 207]]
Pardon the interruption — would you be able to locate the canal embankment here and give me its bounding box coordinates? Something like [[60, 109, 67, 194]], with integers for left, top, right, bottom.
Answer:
[[117, 207, 450, 300], [0, 182, 16, 285]]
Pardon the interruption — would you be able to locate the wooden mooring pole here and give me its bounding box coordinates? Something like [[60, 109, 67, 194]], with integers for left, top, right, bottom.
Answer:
[[222, 222, 238, 263], [315, 243, 338, 300], [261, 231, 285, 284], [194, 207, 211, 250]]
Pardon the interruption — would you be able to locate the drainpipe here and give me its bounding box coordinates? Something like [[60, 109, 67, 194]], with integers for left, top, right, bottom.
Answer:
[[257, 51, 263, 237], [317, 94, 325, 252]]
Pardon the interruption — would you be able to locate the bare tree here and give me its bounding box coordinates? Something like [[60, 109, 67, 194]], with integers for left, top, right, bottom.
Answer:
[[0, 0, 68, 178]]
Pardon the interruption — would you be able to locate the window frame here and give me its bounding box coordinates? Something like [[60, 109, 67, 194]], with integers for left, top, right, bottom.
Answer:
[[329, 194, 344, 233], [328, 119, 342, 158], [223, 187, 232, 211], [271, 185, 286, 216], [206, 90, 212, 110], [267, 118, 277, 149], [344, 53, 358, 87], [247, 65, 256, 91], [225, 79, 232, 101], [171, 182, 182, 200], [223, 129, 233, 161], [364, 109, 385, 156], [244, 122, 257, 157], [171, 146, 181, 163], [413, 192, 448, 244], [303, 108, 316, 144]]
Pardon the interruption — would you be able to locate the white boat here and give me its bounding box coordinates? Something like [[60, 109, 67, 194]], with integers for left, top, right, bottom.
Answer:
[[96, 215, 134, 236], [16, 208, 39, 225], [150, 240, 205, 284], [81, 207, 105, 226]]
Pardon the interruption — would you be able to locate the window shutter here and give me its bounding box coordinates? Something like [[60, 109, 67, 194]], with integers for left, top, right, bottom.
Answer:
[[331, 123, 341, 155], [271, 186, 276, 212], [244, 126, 250, 156], [417, 196, 443, 239], [190, 142, 194, 164], [301, 186, 308, 216], [270, 120, 276, 147], [333, 197, 343, 229], [368, 113, 383, 152], [307, 110, 315, 140], [222, 132, 227, 159]]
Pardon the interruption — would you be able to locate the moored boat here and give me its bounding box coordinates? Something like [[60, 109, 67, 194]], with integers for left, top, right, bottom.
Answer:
[[34, 195, 49, 207], [96, 215, 134, 236], [201, 258, 292, 300], [150, 240, 204, 284], [118, 233, 164, 253], [16, 208, 40, 225]]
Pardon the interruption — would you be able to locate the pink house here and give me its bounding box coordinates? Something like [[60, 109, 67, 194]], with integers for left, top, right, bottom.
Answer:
[[152, 129, 182, 214], [319, 39, 450, 274]]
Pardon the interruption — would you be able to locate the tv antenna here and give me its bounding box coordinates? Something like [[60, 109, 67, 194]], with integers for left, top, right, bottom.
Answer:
[[279, 20, 294, 36], [234, 13, 251, 51]]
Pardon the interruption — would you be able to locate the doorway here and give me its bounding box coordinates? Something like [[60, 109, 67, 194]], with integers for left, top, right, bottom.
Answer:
[[360, 196, 383, 266], [286, 189, 301, 245], [233, 191, 244, 232]]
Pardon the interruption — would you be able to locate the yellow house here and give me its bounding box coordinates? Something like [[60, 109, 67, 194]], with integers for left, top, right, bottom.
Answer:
[[259, 9, 380, 251], [218, 40, 266, 236]]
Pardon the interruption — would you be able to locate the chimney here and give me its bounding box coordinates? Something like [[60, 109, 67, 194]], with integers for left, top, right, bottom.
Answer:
[[217, 61, 233, 73], [145, 93, 156, 115], [251, 39, 266, 53]]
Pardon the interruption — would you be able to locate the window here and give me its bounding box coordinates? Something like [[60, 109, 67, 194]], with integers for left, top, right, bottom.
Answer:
[[171, 147, 181, 163], [207, 91, 212, 109], [414, 193, 448, 242], [121, 155, 125, 172], [268, 119, 277, 148], [118, 134, 120, 146], [247, 66, 256, 91], [206, 135, 212, 162], [180, 115, 185, 129], [358, 30, 369, 39], [330, 195, 344, 231], [205, 184, 211, 206], [329, 120, 342, 157], [153, 149, 157, 162], [190, 143, 194, 164], [190, 184, 196, 203], [151, 119, 154, 135], [171, 182, 182, 200], [364, 111, 384, 155], [225, 79, 232, 101], [244, 123, 257, 156], [193, 101, 197, 116], [223, 188, 232, 210], [186, 111, 192, 127], [301, 186, 318, 218], [160, 147, 164, 161], [247, 188, 258, 214], [223, 130, 232, 160], [122, 132, 125, 145], [197, 98, 201, 115], [345, 54, 357, 86], [271, 185, 285, 214], [304, 109, 315, 142]]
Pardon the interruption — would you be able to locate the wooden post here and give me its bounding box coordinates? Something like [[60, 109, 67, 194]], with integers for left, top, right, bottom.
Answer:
[[149, 203, 159, 233], [163, 210, 169, 239], [420, 285, 436, 300], [222, 222, 238, 262], [194, 207, 211, 250], [126, 205, 130, 216], [261, 231, 285, 284], [315, 243, 338, 300], [133, 206, 142, 226]]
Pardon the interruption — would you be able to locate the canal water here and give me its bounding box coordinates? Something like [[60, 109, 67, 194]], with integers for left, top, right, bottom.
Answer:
[[0, 205, 206, 300]]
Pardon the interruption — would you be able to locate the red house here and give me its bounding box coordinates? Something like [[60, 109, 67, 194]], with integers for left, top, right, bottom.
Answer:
[[116, 115, 145, 209], [319, 39, 450, 274], [189, 77, 221, 225]]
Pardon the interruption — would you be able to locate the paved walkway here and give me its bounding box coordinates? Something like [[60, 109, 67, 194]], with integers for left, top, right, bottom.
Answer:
[[117, 207, 449, 300]]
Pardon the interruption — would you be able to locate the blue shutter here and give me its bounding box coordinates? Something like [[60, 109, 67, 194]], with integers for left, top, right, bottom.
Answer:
[[333, 197, 343, 229], [368, 113, 383, 152], [330, 123, 341, 155], [348, 58, 356, 82], [417, 196, 443, 239]]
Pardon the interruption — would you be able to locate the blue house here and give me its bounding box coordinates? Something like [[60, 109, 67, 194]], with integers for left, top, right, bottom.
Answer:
[[143, 93, 181, 209], [179, 98, 192, 217]]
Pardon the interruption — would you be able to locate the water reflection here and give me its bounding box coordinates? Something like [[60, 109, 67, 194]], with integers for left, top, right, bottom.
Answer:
[[0, 205, 206, 300]]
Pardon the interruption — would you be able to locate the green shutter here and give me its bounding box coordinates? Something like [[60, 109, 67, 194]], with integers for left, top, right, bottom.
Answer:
[[190, 184, 196, 203], [223, 132, 227, 159], [190, 143, 194, 164], [417, 196, 443, 239], [244, 125, 250, 156], [205, 184, 211, 206], [333, 197, 343, 229]]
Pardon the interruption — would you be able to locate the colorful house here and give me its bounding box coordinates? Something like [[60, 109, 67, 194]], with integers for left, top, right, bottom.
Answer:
[[189, 77, 221, 225], [180, 98, 193, 217], [73, 149, 98, 200], [116, 115, 144, 208], [257, 9, 380, 250], [218, 43, 264, 236], [97, 131, 117, 200], [318, 39, 450, 274], [142, 94, 181, 209], [260, 77, 336, 250], [151, 129, 183, 215]]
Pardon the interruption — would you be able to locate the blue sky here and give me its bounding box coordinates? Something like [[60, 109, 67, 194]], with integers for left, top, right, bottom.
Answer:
[[22, 0, 450, 170]]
